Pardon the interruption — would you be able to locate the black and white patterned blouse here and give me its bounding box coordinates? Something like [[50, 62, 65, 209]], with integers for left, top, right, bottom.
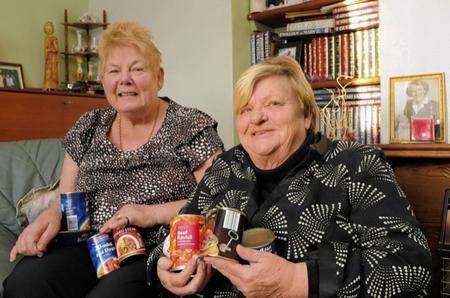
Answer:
[[147, 133, 431, 297], [63, 97, 223, 249]]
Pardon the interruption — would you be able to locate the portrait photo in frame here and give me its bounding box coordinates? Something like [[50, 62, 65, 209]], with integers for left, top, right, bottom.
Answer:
[[390, 73, 446, 143], [0, 62, 25, 89], [277, 41, 302, 65]]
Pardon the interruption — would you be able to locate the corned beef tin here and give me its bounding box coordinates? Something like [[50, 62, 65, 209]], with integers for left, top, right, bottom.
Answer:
[[169, 214, 205, 271], [87, 233, 120, 278], [113, 226, 146, 263], [60, 192, 90, 231], [241, 228, 276, 254]]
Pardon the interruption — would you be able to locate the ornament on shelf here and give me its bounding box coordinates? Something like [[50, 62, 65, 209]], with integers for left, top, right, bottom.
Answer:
[[75, 56, 84, 81], [43, 21, 59, 90], [87, 61, 96, 81], [78, 13, 97, 23], [73, 30, 84, 52], [319, 76, 354, 141], [90, 36, 98, 52]]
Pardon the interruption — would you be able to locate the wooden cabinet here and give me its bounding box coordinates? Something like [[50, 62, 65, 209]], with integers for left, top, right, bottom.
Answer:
[[379, 144, 450, 297], [0, 88, 109, 141]]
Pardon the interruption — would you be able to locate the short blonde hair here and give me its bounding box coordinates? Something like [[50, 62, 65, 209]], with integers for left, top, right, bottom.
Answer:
[[98, 21, 162, 76], [234, 56, 319, 132]]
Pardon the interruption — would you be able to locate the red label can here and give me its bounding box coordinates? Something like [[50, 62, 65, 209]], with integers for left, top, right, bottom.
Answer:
[[112, 226, 146, 263], [169, 214, 205, 271]]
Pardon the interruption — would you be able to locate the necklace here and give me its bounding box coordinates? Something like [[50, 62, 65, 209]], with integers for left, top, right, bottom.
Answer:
[[118, 99, 160, 151]]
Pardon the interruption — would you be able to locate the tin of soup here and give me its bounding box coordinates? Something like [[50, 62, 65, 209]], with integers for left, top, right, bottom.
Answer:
[[60, 192, 90, 231], [169, 214, 205, 271], [241, 228, 276, 254], [113, 226, 146, 263], [205, 207, 247, 261], [87, 233, 120, 279]]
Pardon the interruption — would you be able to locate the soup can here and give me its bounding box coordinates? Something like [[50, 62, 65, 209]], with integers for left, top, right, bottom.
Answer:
[[60, 192, 90, 231], [241, 228, 276, 254], [113, 226, 146, 263], [87, 233, 120, 279], [206, 207, 247, 261], [169, 214, 205, 271]]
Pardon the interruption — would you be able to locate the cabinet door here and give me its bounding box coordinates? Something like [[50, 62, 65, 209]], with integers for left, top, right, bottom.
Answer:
[[61, 96, 109, 130]]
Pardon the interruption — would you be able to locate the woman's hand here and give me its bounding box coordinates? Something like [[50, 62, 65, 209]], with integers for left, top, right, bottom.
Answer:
[[10, 206, 61, 262], [100, 204, 160, 233], [204, 245, 308, 298], [157, 256, 213, 296]]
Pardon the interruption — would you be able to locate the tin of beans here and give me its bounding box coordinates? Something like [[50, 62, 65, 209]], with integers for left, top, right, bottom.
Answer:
[[87, 233, 120, 279], [60, 192, 90, 231], [242, 228, 276, 254], [113, 226, 146, 263], [205, 207, 247, 261], [169, 214, 205, 271]]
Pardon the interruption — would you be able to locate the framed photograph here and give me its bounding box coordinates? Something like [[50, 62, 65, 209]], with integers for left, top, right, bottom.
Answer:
[[277, 41, 302, 65], [0, 62, 25, 89], [390, 73, 446, 143]]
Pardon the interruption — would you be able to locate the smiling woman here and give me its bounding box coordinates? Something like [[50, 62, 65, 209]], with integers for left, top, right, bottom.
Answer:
[[149, 56, 431, 297], [4, 21, 223, 298]]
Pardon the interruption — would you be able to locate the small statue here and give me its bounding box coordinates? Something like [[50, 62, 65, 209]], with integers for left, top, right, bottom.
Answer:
[[74, 30, 83, 52], [90, 36, 98, 52], [75, 56, 84, 81], [43, 21, 59, 90], [87, 61, 96, 81]]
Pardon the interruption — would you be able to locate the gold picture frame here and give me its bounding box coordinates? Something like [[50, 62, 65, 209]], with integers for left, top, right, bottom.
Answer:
[[0, 62, 25, 89], [389, 73, 446, 143]]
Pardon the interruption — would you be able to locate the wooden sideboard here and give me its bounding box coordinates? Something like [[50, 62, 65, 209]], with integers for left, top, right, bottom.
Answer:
[[0, 88, 109, 141], [379, 144, 450, 296]]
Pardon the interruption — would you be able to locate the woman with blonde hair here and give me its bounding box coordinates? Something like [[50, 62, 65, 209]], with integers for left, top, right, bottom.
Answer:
[[4, 20, 223, 297], [151, 56, 431, 297]]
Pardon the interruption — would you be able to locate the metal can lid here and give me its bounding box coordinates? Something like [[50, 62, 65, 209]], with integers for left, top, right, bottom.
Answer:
[[241, 228, 275, 248]]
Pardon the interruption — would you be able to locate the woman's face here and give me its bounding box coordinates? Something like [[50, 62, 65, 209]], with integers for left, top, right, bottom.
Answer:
[[101, 45, 163, 115], [410, 84, 426, 102], [236, 75, 311, 165]]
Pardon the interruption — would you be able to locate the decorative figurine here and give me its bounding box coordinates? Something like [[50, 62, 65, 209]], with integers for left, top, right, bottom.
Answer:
[[43, 21, 59, 90], [87, 61, 96, 81], [75, 56, 84, 81], [74, 30, 84, 52], [90, 36, 98, 52]]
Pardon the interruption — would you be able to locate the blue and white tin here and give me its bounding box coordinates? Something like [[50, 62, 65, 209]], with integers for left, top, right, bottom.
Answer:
[[60, 192, 90, 231]]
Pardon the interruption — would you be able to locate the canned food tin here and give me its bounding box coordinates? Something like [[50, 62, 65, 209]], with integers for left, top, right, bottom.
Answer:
[[113, 226, 146, 263], [87, 233, 120, 278], [60, 192, 90, 231], [242, 228, 276, 253], [205, 207, 247, 261], [169, 214, 205, 271]]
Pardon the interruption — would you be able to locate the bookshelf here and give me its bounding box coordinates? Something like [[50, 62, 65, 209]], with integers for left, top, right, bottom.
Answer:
[[248, 0, 381, 145]]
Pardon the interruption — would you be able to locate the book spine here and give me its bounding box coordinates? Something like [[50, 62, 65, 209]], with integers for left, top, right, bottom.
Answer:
[[264, 31, 269, 59], [308, 40, 313, 80], [369, 27, 376, 77], [355, 30, 363, 78], [279, 27, 334, 37], [333, 6, 379, 20], [345, 92, 381, 100], [334, 12, 379, 26], [346, 85, 380, 92], [334, 34, 340, 79], [334, 19, 379, 32], [362, 29, 370, 78], [365, 104, 372, 144], [342, 33, 349, 76], [349, 31, 356, 77], [250, 33, 256, 65], [318, 37, 323, 80], [375, 27, 380, 76], [324, 36, 329, 80], [287, 18, 334, 31], [328, 35, 334, 80], [333, 1, 378, 14], [303, 43, 308, 79]]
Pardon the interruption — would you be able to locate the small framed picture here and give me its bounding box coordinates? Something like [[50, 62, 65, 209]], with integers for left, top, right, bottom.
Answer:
[[410, 117, 435, 142], [389, 73, 446, 143], [277, 41, 302, 65], [0, 62, 25, 89]]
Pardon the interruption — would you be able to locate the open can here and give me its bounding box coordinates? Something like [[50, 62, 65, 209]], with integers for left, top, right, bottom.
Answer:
[[242, 227, 276, 254]]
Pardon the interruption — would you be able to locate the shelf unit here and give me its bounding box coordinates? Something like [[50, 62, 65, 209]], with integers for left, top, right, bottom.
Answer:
[[61, 9, 108, 85]]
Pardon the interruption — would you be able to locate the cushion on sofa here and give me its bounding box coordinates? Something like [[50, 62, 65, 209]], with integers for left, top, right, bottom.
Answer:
[[0, 139, 64, 237]]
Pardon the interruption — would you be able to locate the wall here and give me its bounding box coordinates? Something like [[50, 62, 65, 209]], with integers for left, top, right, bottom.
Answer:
[[0, 0, 88, 88], [89, 0, 235, 149], [379, 0, 450, 143]]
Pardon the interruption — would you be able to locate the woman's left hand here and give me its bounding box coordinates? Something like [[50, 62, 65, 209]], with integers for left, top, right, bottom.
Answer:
[[204, 245, 308, 298], [99, 204, 159, 233]]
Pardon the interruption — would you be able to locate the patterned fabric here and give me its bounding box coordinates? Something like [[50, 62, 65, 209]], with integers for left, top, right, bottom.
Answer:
[[147, 136, 431, 297], [63, 98, 223, 248]]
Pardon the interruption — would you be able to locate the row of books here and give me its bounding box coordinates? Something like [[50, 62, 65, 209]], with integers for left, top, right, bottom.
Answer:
[[315, 86, 381, 144], [282, 0, 378, 37], [250, 31, 279, 65], [302, 27, 379, 81]]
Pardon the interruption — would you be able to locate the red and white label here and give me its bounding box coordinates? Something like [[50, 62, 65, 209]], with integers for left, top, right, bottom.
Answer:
[[176, 223, 200, 250]]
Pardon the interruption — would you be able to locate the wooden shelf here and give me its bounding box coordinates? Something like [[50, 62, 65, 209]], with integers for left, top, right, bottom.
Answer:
[[247, 0, 341, 28], [62, 22, 108, 30], [311, 77, 380, 89], [379, 143, 450, 158]]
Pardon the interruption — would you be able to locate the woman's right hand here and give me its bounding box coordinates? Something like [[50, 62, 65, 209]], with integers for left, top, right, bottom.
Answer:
[[9, 206, 61, 262], [157, 256, 212, 296]]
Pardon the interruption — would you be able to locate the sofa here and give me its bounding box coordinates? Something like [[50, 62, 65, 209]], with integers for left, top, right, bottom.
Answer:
[[0, 139, 64, 294]]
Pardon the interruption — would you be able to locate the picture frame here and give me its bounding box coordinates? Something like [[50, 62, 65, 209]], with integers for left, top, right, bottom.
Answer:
[[389, 73, 446, 143], [277, 41, 303, 65], [0, 62, 25, 89]]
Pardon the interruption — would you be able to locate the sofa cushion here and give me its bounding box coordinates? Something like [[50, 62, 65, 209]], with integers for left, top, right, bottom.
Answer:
[[0, 139, 64, 237]]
